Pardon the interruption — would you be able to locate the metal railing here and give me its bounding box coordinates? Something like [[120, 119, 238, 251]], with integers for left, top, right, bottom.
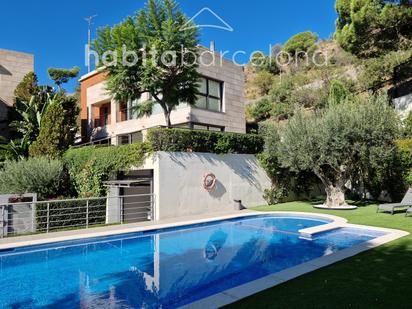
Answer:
[[0, 194, 155, 238]]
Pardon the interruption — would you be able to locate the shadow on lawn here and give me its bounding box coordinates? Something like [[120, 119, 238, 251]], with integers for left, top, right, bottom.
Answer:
[[306, 198, 378, 208]]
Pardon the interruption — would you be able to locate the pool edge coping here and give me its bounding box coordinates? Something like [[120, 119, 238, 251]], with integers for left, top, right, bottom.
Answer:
[[180, 213, 409, 309], [0, 210, 343, 251]]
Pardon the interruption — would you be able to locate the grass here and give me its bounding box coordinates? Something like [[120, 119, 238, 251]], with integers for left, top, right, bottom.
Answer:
[[226, 201, 412, 309]]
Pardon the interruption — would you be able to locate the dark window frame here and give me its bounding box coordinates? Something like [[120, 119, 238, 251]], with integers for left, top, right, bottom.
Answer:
[[190, 122, 225, 132], [196, 77, 224, 112]]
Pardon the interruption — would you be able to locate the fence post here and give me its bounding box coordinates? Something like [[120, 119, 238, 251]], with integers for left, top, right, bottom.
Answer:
[[86, 200, 89, 228], [31, 203, 36, 233], [1, 206, 4, 238], [149, 178, 154, 221], [46, 203, 50, 233], [120, 196, 124, 224], [149, 194, 153, 221]]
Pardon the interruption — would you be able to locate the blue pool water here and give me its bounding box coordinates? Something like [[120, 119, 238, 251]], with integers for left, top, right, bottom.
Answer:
[[0, 215, 386, 308]]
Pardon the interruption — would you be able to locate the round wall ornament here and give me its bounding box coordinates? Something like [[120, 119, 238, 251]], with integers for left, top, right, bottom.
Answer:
[[203, 173, 217, 192]]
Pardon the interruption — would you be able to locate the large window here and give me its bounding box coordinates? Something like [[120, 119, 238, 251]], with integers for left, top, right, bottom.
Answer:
[[196, 77, 223, 112], [117, 131, 143, 145]]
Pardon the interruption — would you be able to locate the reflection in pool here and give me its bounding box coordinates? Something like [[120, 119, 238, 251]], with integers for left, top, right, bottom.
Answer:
[[0, 215, 386, 308]]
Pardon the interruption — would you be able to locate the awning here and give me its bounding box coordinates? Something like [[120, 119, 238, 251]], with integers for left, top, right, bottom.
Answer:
[[104, 179, 152, 188]]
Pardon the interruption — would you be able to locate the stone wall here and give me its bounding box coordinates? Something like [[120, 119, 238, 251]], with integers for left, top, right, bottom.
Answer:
[[0, 49, 34, 136]]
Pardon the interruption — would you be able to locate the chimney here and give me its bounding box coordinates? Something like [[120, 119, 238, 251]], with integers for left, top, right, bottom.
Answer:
[[210, 41, 215, 52]]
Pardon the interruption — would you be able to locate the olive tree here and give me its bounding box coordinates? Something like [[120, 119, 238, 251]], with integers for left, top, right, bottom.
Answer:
[[264, 95, 399, 207]]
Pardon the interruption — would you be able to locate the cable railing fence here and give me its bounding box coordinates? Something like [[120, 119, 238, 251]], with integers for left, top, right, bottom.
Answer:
[[0, 194, 154, 238]]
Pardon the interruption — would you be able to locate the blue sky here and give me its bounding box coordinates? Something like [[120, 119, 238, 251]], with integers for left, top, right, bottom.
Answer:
[[0, 0, 337, 92]]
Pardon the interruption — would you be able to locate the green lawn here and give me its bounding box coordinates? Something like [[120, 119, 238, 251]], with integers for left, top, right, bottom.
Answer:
[[226, 202, 412, 309]]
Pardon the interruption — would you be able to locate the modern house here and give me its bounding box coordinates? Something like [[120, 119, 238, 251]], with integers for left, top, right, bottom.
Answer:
[[0, 49, 34, 137], [79, 46, 246, 144], [80, 46, 270, 221]]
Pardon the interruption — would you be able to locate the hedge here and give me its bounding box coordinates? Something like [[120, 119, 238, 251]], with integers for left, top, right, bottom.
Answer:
[[396, 139, 412, 187], [36, 198, 106, 232], [147, 128, 264, 154], [64, 143, 149, 197], [0, 157, 65, 200]]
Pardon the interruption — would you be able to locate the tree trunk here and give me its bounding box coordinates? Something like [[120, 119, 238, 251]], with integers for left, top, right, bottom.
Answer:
[[164, 111, 172, 128], [324, 185, 347, 208], [314, 168, 349, 208]]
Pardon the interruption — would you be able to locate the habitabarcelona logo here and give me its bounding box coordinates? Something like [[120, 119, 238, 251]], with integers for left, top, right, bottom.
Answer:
[[180, 7, 234, 32], [86, 7, 329, 69]]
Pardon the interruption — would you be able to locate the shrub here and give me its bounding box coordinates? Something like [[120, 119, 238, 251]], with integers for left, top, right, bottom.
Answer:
[[270, 102, 293, 120], [263, 187, 287, 205], [0, 157, 65, 199], [284, 31, 318, 57], [30, 94, 79, 158], [147, 128, 264, 154], [358, 50, 412, 90], [252, 71, 276, 96], [396, 139, 412, 189], [328, 79, 350, 106], [290, 87, 329, 109], [403, 111, 412, 137], [249, 98, 273, 122], [64, 143, 149, 197]]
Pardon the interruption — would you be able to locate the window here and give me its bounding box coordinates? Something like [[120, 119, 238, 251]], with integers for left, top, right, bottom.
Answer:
[[169, 122, 224, 132], [192, 123, 224, 132], [195, 77, 223, 112], [117, 135, 130, 145], [101, 107, 109, 126], [117, 131, 144, 145], [95, 103, 110, 127]]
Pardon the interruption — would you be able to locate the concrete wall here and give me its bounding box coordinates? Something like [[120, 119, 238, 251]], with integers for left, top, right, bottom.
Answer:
[[0, 49, 34, 136], [0, 194, 37, 236], [139, 152, 271, 220], [394, 93, 412, 120]]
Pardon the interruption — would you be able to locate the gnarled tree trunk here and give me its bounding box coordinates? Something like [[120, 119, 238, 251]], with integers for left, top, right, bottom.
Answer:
[[324, 185, 347, 208], [315, 168, 349, 208]]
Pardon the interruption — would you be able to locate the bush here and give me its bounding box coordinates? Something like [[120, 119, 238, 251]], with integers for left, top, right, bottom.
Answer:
[[396, 139, 412, 189], [252, 71, 276, 96], [249, 98, 273, 122], [271, 102, 293, 120], [358, 50, 412, 90], [403, 111, 412, 137], [30, 94, 79, 158], [64, 143, 149, 197], [284, 31, 318, 57], [147, 128, 264, 154], [263, 187, 287, 205], [328, 79, 350, 106], [0, 157, 65, 199]]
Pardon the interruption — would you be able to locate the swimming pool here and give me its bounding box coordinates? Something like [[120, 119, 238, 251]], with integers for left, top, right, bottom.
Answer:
[[0, 214, 392, 308]]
